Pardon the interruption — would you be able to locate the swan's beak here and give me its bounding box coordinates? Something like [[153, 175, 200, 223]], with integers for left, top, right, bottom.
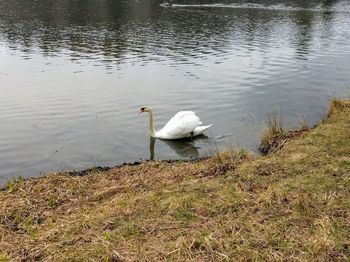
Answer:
[[138, 110, 143, 114]]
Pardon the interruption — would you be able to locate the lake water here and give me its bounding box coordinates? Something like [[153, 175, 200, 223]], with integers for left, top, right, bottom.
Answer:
[[1, 0, 350, 184]]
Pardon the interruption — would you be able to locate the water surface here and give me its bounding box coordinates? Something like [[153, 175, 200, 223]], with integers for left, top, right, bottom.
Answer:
[[1, 0, 350, 184]]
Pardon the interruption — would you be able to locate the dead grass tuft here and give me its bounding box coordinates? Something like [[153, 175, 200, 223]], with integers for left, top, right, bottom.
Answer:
[[328, 97, 350, 117], [299, 115, 311, 131], [259, 112, 308, 155]]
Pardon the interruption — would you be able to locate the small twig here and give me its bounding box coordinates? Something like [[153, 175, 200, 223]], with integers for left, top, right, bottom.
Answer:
[[113, 250, 126, 261], [166, 248, 180, 256], [215, 251, 230, 260]]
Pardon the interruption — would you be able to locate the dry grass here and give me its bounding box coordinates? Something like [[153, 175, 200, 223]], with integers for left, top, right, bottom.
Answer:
[[299, 115, 310, 131], [328, 97, 350, 117], [1, 99, 350, 261], [259, 112, 308, 155]]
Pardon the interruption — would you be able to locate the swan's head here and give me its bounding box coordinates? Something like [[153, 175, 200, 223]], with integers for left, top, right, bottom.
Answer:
[[139, 106, 152, 114]]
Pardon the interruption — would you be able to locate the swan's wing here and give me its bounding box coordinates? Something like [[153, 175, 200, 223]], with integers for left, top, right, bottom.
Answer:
[[161, 111, 202, 138], [193, 124, 213, 136], [162, 111, 195, 128]]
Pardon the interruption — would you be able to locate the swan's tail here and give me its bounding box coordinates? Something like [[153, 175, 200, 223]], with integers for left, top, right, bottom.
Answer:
[[193, 124, 213, 136]]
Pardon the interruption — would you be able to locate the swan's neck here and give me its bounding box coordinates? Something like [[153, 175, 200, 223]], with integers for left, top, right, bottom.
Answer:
[[148, 110, 156, 137]]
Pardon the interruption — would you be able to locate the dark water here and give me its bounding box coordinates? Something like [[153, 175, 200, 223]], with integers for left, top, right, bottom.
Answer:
[[1, 0, 350, 184]]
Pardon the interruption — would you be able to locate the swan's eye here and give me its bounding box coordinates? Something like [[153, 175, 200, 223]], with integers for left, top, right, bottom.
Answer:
[[141, 107, 145, 112]]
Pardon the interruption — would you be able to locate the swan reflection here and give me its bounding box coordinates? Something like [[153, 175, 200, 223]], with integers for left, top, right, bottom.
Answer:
[[150, 136, 209, 160]]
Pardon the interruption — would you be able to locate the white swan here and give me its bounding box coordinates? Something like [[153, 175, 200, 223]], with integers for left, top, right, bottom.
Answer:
[[160, 0, 172, 7], [139, 106, 212, 140]]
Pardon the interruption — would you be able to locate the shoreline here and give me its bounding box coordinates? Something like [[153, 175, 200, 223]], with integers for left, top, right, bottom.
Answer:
[[66, 156, 211, 177], [1, 98, 349, 261]]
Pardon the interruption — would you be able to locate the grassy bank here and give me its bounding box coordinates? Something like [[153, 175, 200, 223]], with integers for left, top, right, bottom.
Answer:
[[1, 99, 350, 261]]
